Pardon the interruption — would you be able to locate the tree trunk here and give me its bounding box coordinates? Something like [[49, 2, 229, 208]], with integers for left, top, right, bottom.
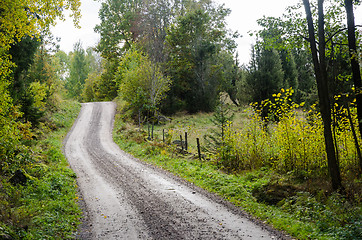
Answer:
[[303, 0, 343, 191], [346, 103, 362, 172], [344, 0, 362, 139]]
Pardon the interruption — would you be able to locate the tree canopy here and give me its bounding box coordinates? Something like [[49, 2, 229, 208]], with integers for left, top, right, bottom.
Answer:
[[0, 0, 81, 172]]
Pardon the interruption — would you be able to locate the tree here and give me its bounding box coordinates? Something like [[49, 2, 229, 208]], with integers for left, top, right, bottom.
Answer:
[[344, 0, 362, 139], [302, 0, 343, 190], [204, 97, 234, 154], [66, 41, 89, 100], [52, 50, 70, 82], [217, 51, 241, 106], [95, 0, 142, 59], [8, 36, 41, 101], [82, 72, 101, 102], [138, 0, 171, 63], [1, 0, 80, 87], [292, 47, 316, 104], [0, 0, 80, 173], [95, 0, 203, 62], [254, 16, 301, 101], [23, 45, 60, 125], [247, 43, 284, 103], [82, 48, 107, 102], [250, 0, 361, 189], [95, 59, 119, 101], [280, 50, 298, 93], [117, 48, 171, 124], [246, 44, 284, 122], [165, 5, 237, 113]]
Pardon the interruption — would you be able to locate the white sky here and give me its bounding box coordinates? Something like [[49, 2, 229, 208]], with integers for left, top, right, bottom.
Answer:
[[51, 0, 362, 65]]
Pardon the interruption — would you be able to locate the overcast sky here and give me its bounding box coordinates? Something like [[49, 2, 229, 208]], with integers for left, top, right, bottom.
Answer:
[[51, 0, 362, 65]]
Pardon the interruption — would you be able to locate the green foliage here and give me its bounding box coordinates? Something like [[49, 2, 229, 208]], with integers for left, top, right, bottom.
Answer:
[[216, 88, 360, 178], [95, 0, 197, 61], [203, 98, 234, 154], [212, 51, 242, 106], [117, 48, 171, 122], [23, 47, 60, 125], [96, 59, 119, 101], [65, 43, 103, 102], [95, 0, 142, 59], [0, 0, 81, 152], [94, 0, 239, 113], [81, 72, 101, 102], [66, 41, 89, 100], [246, 45, 284, 104], [165, 5, 237, 113], [0, 2, 81, 237], [9, 36, 41, 98], [81, 49, 109, 102], [292, 48, 316, 105], [280, 50, 298, 92], [52, 50, 69, 82], [280, 192, 361, 239], [0, 100, 82, 239], [112, 108, 361, 240], [253, 87, 300, 123], [215, 110, 271, 172], [0, 105, 32, 175], [7, 38, 60, 127]]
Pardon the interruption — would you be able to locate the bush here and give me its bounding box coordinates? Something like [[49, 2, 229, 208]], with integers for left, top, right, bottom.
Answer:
[[214, 88, 361, 178], [0, 100, 81, 239]]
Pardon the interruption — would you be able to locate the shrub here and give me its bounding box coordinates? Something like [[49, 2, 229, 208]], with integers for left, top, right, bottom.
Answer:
[[213, 88, 360, 178]]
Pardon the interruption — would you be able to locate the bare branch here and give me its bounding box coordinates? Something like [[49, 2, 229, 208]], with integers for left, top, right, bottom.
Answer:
[[326, 25, 362, 44]]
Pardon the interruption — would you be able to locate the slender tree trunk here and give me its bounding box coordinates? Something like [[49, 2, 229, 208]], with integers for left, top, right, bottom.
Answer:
[[344, 0, 362, 139], [303, 0, 343, 191], [346, 103, 362, 172]]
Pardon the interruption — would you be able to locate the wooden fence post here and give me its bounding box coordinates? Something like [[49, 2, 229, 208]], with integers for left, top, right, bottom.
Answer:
[[185, 132, 188, 151], [180, 135, 184, 151], [151, 123, 154, 140], [196, 138, 201, 161], [147, 121, 150, 140]]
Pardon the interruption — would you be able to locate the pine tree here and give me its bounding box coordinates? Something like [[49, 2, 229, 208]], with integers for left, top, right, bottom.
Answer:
[[203, 97, 234, 153]]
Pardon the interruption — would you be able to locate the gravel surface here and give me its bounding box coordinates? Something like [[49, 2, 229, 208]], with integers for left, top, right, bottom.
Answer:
[[64, 102, 290, 240]]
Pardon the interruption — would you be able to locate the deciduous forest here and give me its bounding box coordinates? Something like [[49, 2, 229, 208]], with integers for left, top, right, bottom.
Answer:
[[0, 0, 361, 239]]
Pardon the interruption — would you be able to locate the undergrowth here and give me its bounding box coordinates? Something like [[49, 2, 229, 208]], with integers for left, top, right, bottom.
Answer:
[[0, 100, 81, 239], [113, 94, 362, 240]]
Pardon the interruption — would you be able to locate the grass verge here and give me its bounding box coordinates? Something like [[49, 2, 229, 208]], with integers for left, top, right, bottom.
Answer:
[[0, 100, 82, 239], [113, 106, 361, 240]]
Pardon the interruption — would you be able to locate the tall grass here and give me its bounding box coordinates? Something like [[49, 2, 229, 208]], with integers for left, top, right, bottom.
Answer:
[[217, 88, 361, 179]]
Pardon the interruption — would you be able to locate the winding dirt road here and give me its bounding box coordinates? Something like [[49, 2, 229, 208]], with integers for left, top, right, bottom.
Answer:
[[64, 102, 286, 239]]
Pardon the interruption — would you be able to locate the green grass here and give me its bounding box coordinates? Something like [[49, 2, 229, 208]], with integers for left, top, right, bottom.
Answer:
[[0, 100, 82, 239], [113, 104, 361, 240]]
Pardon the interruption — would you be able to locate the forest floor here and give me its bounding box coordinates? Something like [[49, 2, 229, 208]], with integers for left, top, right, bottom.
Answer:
[[64, 102, 289, 239]]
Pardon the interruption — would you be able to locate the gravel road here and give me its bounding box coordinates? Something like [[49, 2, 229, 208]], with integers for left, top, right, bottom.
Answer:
[[64, 102, 288, 240]]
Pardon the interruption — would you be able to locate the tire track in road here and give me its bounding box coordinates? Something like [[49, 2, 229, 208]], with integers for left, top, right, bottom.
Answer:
[[64, 102, 286, 239]]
